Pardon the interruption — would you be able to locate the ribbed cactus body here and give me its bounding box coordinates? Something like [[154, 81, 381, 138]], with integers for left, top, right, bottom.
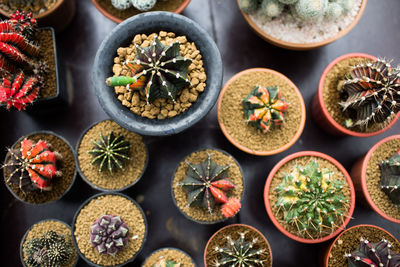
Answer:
[[379, 149, 400, 205]]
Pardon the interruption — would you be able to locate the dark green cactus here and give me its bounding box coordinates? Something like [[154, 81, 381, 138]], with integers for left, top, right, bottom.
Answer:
[[213, 232, 267, 267], [106, 35, 192, 104], [275, 161, 348, 235], [88, 131, 130, 173], [23, 230, 73, 267], [345, 238, 400, 267], [379, 149, 400, 205], [339, 58, 400, 129]]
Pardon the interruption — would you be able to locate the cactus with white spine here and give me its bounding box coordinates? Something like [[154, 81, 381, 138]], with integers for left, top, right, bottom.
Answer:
[[239, 0, 260, 13], [111, 0, 132, 10], [260, 0, 284, 17], [131, 0, 157, 11]]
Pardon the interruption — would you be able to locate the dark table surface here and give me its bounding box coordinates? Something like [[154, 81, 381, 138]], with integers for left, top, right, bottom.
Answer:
[[1, 0, 400, 266]]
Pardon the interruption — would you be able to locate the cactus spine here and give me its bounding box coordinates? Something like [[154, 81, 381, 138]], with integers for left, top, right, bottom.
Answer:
[[379, 149, 400, 205]]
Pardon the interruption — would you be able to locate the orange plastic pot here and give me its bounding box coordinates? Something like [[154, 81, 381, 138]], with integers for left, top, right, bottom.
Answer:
[[350, 135, 400, 223], [217, 68, 306, 156], [203, 223, 273, 267], [237, 0, 367, 50], [91, 0, 191, 24], [264, 151, 356, 244], [312, 53, 400, 137], [321, 224, 400, 267]]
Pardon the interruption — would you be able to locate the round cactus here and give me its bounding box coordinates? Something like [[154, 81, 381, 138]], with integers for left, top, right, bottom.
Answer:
[[260, 0, 284, 17], [239, 0, 260, 13], [90, 215, 130, 256], [131, 0, 157, 11], [326, 2, 343, 19], [294, 0, 328, 21], [111, 0, 132, 10], [337, 0, 354, 13]]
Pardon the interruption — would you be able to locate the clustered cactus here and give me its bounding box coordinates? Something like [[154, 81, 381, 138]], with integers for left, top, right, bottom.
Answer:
[[0, 11, 47, 110], [106, 35, 192, 104], [339, 58, 400, 129], [88, 131, 130, 173], [379, 149, 400, 205], [90, 214, 130, 256], [239, 0, 355, 21], [178, 154, 241, 218], [345, 238, 400, 267], [153, 258, 181, 267], [242, 85, 289, 133], [275, 161, 348, 235], [213, 232, 267, 267], [2, 138, 62, 192], [23, 230, 73, 267]]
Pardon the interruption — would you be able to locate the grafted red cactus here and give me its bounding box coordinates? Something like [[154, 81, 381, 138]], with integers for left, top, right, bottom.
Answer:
[[0, 71, 42, 110], [2, 138, 62, 192]]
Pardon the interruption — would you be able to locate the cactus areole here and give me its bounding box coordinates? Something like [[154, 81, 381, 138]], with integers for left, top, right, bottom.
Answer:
[[379, 149, 400, 205], [106, 35, 192, 104]]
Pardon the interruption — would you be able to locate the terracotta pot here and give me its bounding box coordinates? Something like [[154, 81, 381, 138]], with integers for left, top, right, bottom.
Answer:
[[312, 53, 400, 137], [0, 0, 76, 32], [91, 0, 191, 24], [203, 224, 273, 267], [264, 151, 356, 244], [321, 224, 400, 267], [237, 0, 367, 50], [217, 68, 306, 156], [350, 135, 400, 223]]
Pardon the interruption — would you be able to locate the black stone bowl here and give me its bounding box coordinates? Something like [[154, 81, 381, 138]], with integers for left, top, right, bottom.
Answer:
[[92, 11, 223, 136]]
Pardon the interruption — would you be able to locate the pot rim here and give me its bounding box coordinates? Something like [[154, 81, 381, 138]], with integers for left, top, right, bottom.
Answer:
[[217, 67, 306, 156], [263, 150, 356, 244]]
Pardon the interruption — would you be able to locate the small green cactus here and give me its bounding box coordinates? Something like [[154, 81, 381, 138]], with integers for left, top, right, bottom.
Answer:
[[260, 0, 284, 17], [279, 0, 298, 3], [379, 149, 400, 205], [326, 2, 343, 18], [213, 232, 267, 267], [153, 258, 181, 267], [88, 131, 130, 173], [294, 0, 328, 21], [239, 0, 260, 13], [275, 161, 349, 236]]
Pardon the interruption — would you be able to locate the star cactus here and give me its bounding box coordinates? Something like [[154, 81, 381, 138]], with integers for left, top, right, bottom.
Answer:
[[242, 85, 290, 133]]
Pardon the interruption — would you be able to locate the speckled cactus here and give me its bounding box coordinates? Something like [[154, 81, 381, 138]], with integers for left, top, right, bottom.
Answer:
[[213, 232, 267, 267], [242, 85, 290, 133], [90, 215, 130, 256], [178, 153, 240, 217], [153, 258, 181, 267], [339, 58, 400, 129], [106, 35, 192, 104], [23, 230, 73, 267], [261, 0, 284, 17], [379, 149, 400, 205], [131, 0, 157, 11], [2, 138, 62, 192], [345, 238, 400, 267], [88, 131, 130, 173], [111, 0, 132, 10], [275, 161, 348, 235]]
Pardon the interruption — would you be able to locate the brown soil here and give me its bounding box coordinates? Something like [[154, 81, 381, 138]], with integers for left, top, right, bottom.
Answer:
[[268, 156, 351, 240], [22, 220, 78, 267], [143, 248, 195, 267], [77, 120, 147, 190], [366, 137, 400, 220], [74, 194, 146, 266], [322, 56, 396, 133], [327, 225, 400, 267], [205, 225, 272, 267], [96, 0, 185, 21], [4, 133, 76, 204], [172, 149, 243, 223], [219, 71, 303, 153], [0, 0, 58, 16], [112, 31, 206, 120], [38, 28, 57, 99]]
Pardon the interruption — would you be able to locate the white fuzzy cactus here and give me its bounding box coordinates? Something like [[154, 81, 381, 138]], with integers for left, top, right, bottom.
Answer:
[[261, 0, 284, 17], [111, 0, 132, 10], [294, 0, 328, 21], [131, 0, 157, 11], [326, 2, 343, 18]]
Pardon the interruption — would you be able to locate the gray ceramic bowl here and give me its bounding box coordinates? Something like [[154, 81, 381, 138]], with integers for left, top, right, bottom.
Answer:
[[92, 11, 223, 136]]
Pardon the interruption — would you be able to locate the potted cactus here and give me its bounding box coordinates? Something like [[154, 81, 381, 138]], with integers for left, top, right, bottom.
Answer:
[[72, 192, 147, 267], [76, 119, 148, 192], [92, 0, 191, 24], [142, 247, 196, 267], [2, 131, 77, 205], [0, 0, 76, 32], [20, 219, 78, 267], [264, 151, 356, 243], [321, 224, 400, 267], [92, 11, 222, 136], [171, 148, 244, 224], [350, 135, 400, 223], [203, 224, 273, 267], [217, 68, 306, 156], [312, 53, 400, 137], [237, 0, 367, 50]]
